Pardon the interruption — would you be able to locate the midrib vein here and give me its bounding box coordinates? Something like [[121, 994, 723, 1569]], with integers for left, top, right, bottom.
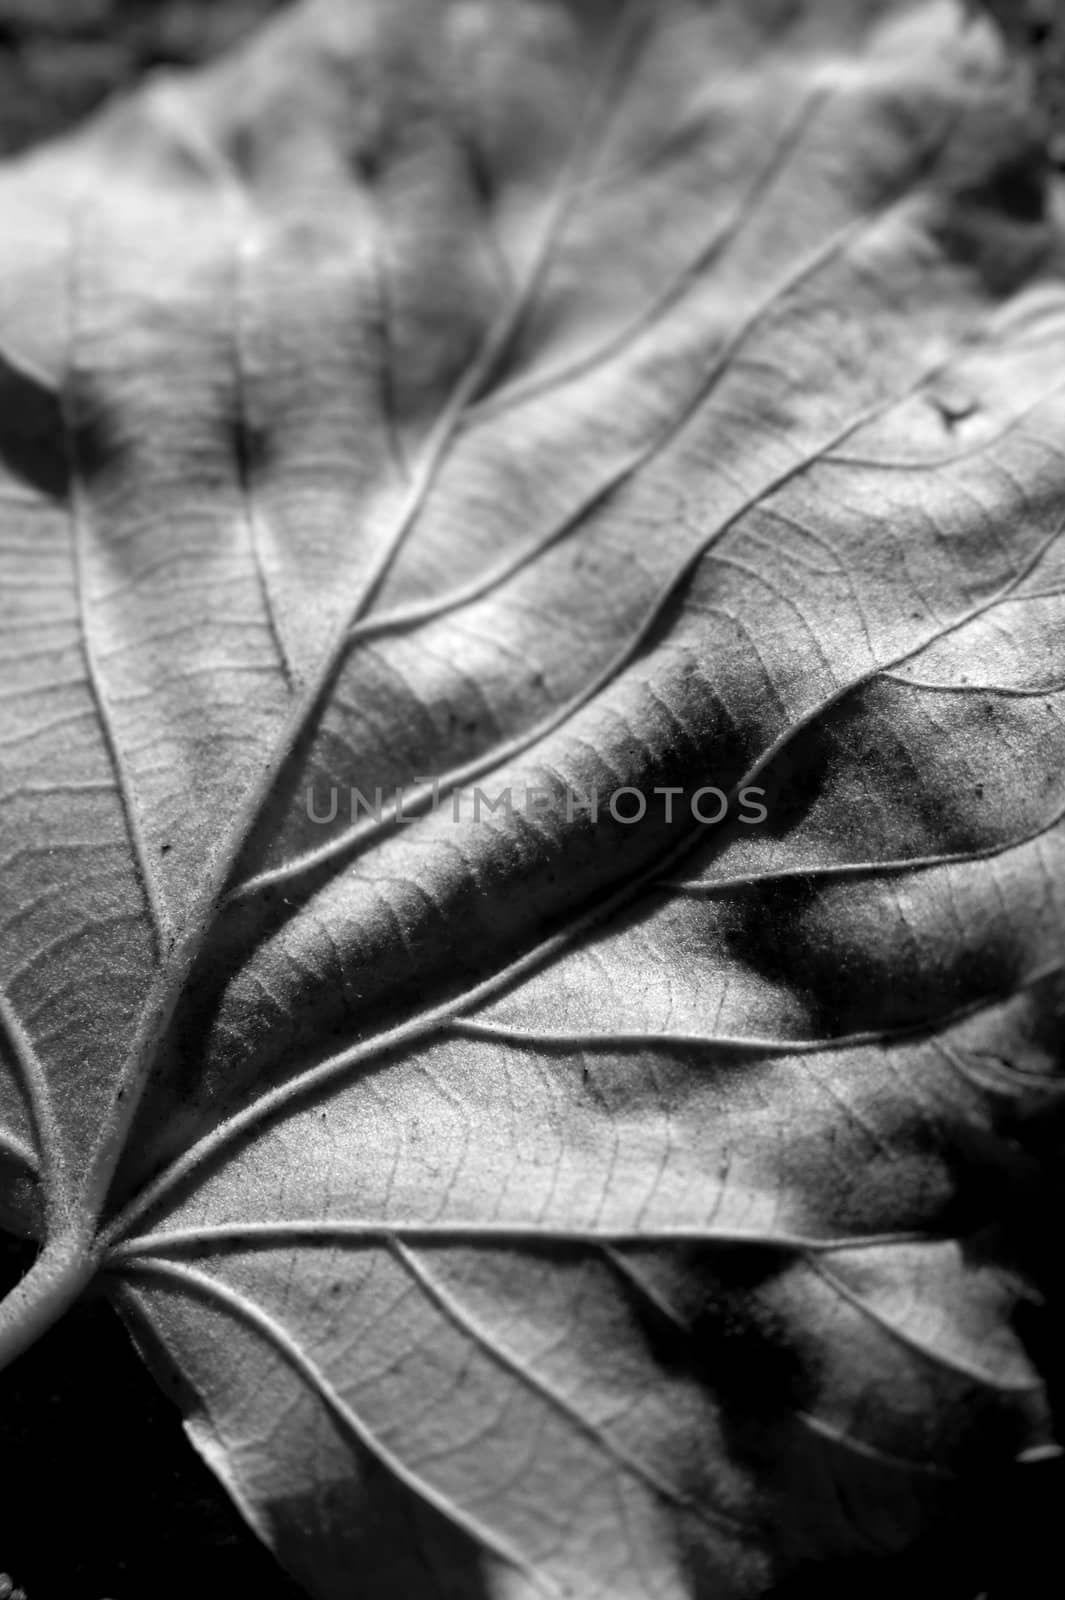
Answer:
[[79, 6, 645, 1222]]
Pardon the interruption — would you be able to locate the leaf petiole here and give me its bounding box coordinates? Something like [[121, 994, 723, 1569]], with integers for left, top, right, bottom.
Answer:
[[0, 1230, 97, 1374]]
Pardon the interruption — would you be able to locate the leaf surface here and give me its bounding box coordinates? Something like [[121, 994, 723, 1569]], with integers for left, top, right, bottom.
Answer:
[[0, 1, 1063, 1595]]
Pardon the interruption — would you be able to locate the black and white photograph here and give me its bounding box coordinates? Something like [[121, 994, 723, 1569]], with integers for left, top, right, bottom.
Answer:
[[0, 2, 1062, 1596]]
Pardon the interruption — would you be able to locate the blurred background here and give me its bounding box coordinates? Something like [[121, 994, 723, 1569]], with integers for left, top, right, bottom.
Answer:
[[0, 0, 284, 155], [0, 1, 1061, 161]]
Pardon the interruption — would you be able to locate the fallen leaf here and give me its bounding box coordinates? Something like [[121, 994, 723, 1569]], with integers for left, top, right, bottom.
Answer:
[[0, 1, 1063, 1595]]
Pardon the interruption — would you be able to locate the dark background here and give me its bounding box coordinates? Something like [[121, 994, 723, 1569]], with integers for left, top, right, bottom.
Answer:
[[0, 0, 284, 156], [0, 2, 1063, 1598]]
